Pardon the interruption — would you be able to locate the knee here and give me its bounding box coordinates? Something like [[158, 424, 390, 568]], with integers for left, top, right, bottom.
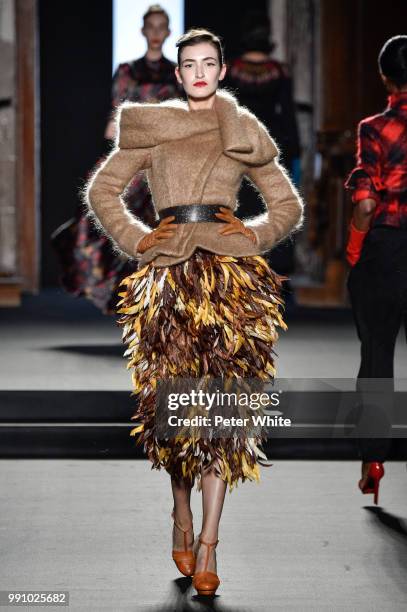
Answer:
[[202, 458, 223, 477]]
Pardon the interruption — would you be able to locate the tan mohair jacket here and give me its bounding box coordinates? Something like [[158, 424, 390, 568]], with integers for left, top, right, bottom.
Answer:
[[85, 88, 304, 268]]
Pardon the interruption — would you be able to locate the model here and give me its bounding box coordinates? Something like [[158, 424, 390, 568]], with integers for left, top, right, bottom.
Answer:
[[51, 4, 181, 314], [345, 35, 407, 505], [85, 28, 303, 597]]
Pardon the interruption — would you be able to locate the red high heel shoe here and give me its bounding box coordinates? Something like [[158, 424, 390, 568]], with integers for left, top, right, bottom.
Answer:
[[358, 462, 385, 505], [171, 509, 196, 577]]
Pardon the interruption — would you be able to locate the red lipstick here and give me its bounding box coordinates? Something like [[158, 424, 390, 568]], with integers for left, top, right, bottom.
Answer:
[[193, 81, 207, 87]]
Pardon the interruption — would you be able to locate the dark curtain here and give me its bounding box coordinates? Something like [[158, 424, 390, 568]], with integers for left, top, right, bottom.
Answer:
[[39, 0, 112, 286], [184, 0, 268, 58]]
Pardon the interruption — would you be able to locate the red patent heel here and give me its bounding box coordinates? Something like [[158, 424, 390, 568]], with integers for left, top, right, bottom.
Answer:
[[358, 462, 385, 505]]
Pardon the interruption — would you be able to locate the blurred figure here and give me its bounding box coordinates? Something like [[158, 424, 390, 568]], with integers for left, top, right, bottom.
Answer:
[[345, 35, 407, 504], [51, 4, 182, 314], [104, 4, 181, 140], [223, 9, 301, 295]]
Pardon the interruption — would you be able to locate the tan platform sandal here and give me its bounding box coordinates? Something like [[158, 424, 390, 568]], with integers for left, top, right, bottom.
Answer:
[[171, 509, 195, 577], [192, 535, 220, 596]]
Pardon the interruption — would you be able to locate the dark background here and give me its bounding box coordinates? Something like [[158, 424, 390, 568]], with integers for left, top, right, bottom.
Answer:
[[39, 0, 267, 287], [39, 0, 113, 286], [39, 0, 407, 286]]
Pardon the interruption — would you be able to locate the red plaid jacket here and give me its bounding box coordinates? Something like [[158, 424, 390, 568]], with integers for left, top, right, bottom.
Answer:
[[345, 91, 407, 229]]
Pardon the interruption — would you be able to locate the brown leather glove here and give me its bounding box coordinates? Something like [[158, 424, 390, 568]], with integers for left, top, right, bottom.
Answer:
[[137, 216, 177, 254], [215, 206, 257, 245]]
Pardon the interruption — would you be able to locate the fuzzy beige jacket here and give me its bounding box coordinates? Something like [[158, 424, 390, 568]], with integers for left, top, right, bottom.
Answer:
[[85, 88, 304, 268]]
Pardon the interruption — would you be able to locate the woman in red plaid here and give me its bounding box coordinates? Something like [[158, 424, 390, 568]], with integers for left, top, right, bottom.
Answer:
[[345, 35, 407, 504]]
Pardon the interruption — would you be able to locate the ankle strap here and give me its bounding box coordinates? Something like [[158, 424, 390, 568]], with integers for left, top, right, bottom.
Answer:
[[199, 535, 219, 548], [171, 510, 192, 533]]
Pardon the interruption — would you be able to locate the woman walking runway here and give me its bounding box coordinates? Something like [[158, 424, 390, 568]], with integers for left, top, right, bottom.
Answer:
[[86, 28, 303, 597], [345, 35, 407, 505], [51, 4, 181, 314]]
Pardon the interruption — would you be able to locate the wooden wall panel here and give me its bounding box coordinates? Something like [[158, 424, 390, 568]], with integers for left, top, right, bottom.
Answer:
[[320, 0, 407, 133], [319, 0, 360, 132], [15, 0, 38, 293]]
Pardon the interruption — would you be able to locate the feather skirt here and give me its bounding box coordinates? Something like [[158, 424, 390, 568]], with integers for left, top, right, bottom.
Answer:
[[116, 248, 287, 492]]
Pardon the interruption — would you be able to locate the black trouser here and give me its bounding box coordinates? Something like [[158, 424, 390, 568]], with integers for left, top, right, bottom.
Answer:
[[347, 226, 407, 462]]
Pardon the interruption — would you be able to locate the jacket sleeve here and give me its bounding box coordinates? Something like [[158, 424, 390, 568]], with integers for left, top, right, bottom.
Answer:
[[344, 119, 384, 204], [84, 145, 152, 260], [243, 120, 304, 253]]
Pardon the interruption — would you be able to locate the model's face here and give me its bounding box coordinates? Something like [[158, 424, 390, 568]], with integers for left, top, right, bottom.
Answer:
[[142, 13, 170, 51], [175, 42, 226, 98]]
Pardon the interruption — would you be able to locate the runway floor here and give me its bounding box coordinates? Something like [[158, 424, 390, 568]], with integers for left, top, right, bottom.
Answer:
[[1, 289, 407, 391], [0, 459, 406, 611], [1, 290, 407, 610]]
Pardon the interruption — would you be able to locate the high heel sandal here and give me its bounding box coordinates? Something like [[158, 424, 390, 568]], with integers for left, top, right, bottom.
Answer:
[[192, 535, 220, 596], [171, 509, 195, 577], [358, 462, 385, 505]]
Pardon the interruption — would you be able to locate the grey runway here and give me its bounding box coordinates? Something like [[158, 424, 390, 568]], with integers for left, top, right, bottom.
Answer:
[[1, 291, 407, 610], [0, 459, 406, 611], [1, 289, 407, 390]]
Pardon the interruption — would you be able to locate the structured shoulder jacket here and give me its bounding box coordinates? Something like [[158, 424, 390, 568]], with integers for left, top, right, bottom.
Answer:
[[85, 88, 304, 268]]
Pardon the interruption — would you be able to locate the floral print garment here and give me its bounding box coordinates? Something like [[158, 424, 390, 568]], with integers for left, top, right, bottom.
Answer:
[[51, 55, 182, 314]]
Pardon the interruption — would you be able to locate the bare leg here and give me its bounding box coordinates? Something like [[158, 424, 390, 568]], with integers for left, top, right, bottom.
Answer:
[[194, 460, 227, 574], [171, 475, 194, 551]]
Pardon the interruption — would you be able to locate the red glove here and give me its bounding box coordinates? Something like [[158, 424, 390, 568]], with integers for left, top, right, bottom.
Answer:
[[346, 220, 368, 267]]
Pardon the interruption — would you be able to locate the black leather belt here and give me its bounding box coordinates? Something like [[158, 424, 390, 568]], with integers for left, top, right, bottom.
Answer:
[[158, 204, 226, 223]]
